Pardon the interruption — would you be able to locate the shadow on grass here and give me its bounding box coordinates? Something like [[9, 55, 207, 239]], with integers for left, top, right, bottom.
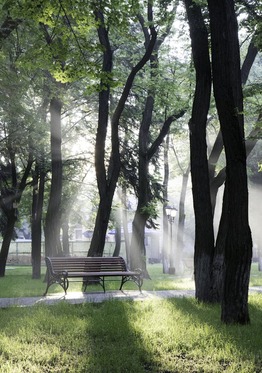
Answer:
[[167, 294, 262, 371], [82, 300, 156, 372], [0, 300, 155, 372]]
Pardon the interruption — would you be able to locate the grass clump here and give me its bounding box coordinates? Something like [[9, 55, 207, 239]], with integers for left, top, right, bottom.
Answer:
[[1, 296, 262, 372]]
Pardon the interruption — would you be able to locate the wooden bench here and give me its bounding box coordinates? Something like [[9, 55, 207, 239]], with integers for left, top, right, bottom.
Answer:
[[44, 256, 143, 295]]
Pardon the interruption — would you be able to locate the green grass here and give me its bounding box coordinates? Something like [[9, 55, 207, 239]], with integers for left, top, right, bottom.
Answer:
[[1, 296, 262, 372], [0, 263, 195, 298], [1, 263, 262, 372]]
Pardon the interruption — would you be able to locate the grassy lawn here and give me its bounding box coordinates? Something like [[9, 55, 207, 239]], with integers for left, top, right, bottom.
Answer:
[[1, 296, 262, 372], [1, 263, 262, 372], [0, 263, 196, 298]]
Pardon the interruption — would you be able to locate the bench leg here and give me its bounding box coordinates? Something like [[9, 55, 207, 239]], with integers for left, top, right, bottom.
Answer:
[[119, 275, 143, 293], [43, 284, 50, 296], [43, 277, 68, 296], [62, 278, 69, 295], [101, 277, 106, 293]]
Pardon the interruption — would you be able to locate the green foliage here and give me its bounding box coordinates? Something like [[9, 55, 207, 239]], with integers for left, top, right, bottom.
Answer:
[[140, 201, 159, 219]]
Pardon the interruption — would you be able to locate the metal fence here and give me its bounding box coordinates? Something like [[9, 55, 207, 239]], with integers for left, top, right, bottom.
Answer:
[[6, 240, 126, 265]]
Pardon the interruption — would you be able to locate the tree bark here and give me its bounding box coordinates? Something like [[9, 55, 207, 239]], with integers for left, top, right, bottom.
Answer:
[[210, 12, 259, 293], [0, 210, 17, 276], [44, 97, 63, 257], [121, 187, 131, 266], [0, 153, 33, 277], [207, 0, 253, 324], [113, 220, 121, 257], [209, 36, 258, 213], [31, 165, 46, 279], [184, 0, 214, 302], [162, 134, 170, 274], [88, 9, 114, 257]]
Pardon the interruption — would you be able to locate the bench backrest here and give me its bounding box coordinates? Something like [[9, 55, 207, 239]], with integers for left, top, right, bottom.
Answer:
[[45, 256, 128, 274]]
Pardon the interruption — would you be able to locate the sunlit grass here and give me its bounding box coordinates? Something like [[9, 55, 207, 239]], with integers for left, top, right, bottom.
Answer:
[[1, 296, 262, 372], [1, 263, 262, 372]]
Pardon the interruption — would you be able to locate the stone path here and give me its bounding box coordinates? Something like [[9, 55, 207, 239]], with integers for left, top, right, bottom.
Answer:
[[0, 289, 195, 308], [0, 287, 261, 308]]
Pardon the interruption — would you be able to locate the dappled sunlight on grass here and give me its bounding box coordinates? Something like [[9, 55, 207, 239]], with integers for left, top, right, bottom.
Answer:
[[1, 296, 262, 371]]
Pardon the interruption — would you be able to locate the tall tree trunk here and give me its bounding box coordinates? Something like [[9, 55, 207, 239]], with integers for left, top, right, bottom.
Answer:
[[31, 165, 46, 279], [176, 164, 190, 273], [113, 220, 121, 257], [0, 152, 33, 276], [207, 0, 253, 324], [44, 97, 63, 257], [130, 207, 149, 273], [129, 91, 153, 275], [89, 195, 114, 256], [209, 37, 258, 213], [162, 135, 170, 274], [130, 5, 178, 275], [0, 210, 17, 276], [211, 115, 261, 301], [184, 0, 214, 302], [88, 7, 157, 257], [121, 187, 131, 266], [88, 9, 114, 257]]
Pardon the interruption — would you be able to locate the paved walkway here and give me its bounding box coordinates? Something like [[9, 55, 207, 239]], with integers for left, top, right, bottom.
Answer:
[[0, 289, 196, 308], [0, 287, 262, 308]]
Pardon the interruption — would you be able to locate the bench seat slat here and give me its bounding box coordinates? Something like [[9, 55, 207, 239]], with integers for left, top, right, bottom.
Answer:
[[66, 271, 140, 277]]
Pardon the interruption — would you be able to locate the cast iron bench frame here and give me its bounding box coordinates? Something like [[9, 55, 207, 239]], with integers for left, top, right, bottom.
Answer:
[[44, 256, 143, 295]]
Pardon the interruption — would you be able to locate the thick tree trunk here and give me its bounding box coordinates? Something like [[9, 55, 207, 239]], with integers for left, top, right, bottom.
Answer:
[[162, 135, 170, 274], [208, 0, 252, 324], [209, 37, 258, 213], [45, 97, 63, 257], [129, 91, 153, 275], [129, 106, 151, 274], [130, 208, 149, 274], [184, 0, 214, 302], [31, 167, 46, 279], [0, 211, 16, 277], [120, 187, 131, 265], [113, 221, 121, 257], [88, 196, 113, 256], [0, 152, 33, 277]]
